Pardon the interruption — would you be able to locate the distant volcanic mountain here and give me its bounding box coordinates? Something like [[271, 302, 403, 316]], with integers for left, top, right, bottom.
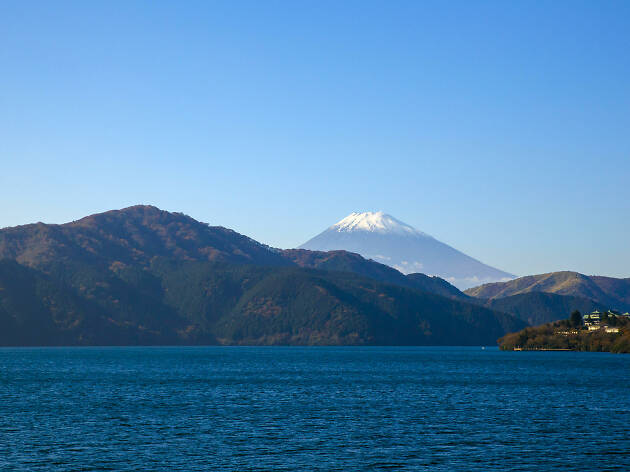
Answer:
[[299, 211, 514, 290]]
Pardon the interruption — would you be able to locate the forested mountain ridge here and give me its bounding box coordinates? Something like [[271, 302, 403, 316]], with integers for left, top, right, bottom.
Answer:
[[0, 206, 524, 346], [0, 258, 526, 346], [465, 271, 630, 312], [1, 206, 468, 299], [483, 292, 607, 326], [282, 249, 469, 301], [0, 205, 290, 270]]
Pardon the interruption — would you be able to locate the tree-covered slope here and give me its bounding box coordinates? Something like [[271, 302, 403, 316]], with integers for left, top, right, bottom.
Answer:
[[0, 206, 467, 302], [484, 292, 607, 326], [465, 271, 630, 311], [282, 249, 469, 301], [0, 205, 526, 346], [590, 276, 630, 310], [0, 205, 290, 271], [0, 260, 186, 346], [197, 265, 523, 345], [499, 316, 630, 353], [405, 273, 468, 301], [0, 258, 525, 346]]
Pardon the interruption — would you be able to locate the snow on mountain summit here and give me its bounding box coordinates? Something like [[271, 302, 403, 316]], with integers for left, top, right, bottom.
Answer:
[[299, 211, 515, 290], [332, 211, 430, 237]]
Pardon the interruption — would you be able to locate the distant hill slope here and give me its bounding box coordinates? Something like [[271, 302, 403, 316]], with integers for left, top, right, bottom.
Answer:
[[299, 211, 514, 290], [590, 276, 630, 309], [0, 259, 525, 346], [465, 271, 630, 312], [0, 259, 185, 346], [0, 206, 524, 346], [282, 249, 469, 301], [159, 262, 524, 346], [483, 292, 607, 326], [0, 260, 102, 346], [0, 205, 465, 301], [0, 205, 290, 270]]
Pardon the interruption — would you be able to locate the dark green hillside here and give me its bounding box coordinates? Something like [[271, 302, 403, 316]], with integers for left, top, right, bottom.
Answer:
[[484, 292, 607, 326], [0, 260, 184, 346], [0, 260, 86, 346], [154, 261, 524, 345], [210, 267, 523, 345], [1, 205, 467, 302], [405, 272, 468, 300], [0, 257, 525, 346], [466, 271, 630, 311], [0, 206, 526, 346], [283, 249, 469, 301], [283, 249, 408, 284], [590, 276, 630, 309]]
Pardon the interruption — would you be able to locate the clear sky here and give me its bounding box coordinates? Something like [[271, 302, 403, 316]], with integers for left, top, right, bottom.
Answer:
[[1, 0, 629, 278]]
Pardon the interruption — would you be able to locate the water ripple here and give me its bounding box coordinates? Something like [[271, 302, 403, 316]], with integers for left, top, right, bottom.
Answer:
[[0, 346, 629, 471]]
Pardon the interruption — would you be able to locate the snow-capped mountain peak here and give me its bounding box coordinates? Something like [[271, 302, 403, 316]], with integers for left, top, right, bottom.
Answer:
[[331, 211, 429, 237], [299, 211, 515, 289]]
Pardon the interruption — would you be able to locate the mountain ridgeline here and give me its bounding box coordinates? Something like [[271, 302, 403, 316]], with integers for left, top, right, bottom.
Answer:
[[299, 211, 514, 290], [465, 272, 630, 313], [0, 206, 525, 346]]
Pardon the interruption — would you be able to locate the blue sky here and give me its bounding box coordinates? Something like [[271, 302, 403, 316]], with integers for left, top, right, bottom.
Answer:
[[1, 0, 629, 278]]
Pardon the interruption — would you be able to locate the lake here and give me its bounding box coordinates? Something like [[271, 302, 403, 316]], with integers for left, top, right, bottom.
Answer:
[[1, 347, 629, 471]]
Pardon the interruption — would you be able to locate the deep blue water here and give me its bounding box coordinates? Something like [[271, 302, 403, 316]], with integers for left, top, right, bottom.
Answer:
[[1, 347, 629, 471]]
